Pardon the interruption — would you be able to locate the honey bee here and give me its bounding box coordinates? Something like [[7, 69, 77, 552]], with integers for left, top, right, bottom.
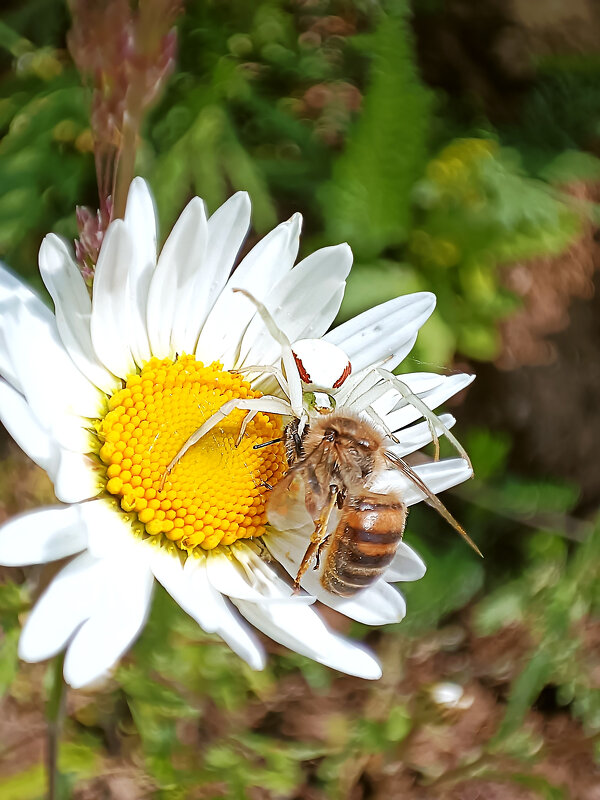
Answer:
[[266, 412, 480, 597]]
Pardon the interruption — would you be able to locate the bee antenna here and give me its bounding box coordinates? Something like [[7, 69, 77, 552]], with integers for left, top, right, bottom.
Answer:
[[385, 451, 483, 558], [253, 437, 284, 450]]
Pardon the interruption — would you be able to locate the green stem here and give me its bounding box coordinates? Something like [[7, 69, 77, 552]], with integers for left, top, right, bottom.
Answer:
[[46, 653, 67, 800]]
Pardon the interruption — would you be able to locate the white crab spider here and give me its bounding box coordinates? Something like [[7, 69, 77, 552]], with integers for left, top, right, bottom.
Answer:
[[163, 288, 470, 479], [163, 289, 351, 478]]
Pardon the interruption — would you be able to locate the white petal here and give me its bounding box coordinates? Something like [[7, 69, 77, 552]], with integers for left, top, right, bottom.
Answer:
[[389, 371, 458, 395], [196, 214, 302, 367], [124, 178, 157, 274], [150, 548, 265, 669], [0, 379, 60, 473], [178, 191, 252, 353], [265, 530, 406, 625], [19, 551, 106, 662], [372, 457, 473, 506], [234, 598, 382, 679], [206, 549, 275, 601], [39, 234, 118, 393], [0, 320, 92, 454], [325, 292, 436, 373], [5, 304, 104, 425], [383, 374, 475, 432], [384, 541, 427, 582], [299, 286, 345, 340], [0, 505, 87, 566], [90, 220, 137, 378], [0, 265, 53, 392], [387, 413, 456, 457], [239, 243, 353, 369], [321, 581, 407, 625], [63, 557, 154, 688], [207, 545, 314, 604], [210, 604, 266, 670], [78, 499, 143, 560], [0, 261, 53, 312], [53, 450, 100, 504], [151, 549, 220, 634], [183, 557, 265, 668], [146, 197, 208, 359], [123, 178, 157, 366]]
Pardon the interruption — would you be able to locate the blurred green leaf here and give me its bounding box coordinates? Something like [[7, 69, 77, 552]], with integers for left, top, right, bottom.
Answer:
[[0, 743, 100, 800], [400, 540, 485, 634], [323, 3, 431, 258]]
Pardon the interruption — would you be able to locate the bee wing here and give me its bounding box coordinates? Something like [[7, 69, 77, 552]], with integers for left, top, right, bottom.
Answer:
[[267, 437, 339, 533], [384, 451, 483, 557], [267, 470, 315, 534]]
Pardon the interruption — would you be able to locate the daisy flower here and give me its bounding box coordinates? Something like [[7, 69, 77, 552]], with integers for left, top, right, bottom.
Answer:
[[0, 179, 473, 688]]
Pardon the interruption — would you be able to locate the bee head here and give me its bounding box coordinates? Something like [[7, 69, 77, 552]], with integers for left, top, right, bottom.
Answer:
[[309, 413, 385, 481]]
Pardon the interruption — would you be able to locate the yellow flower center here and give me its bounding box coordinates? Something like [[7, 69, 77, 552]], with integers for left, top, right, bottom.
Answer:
[[98, 355, 287, 551]]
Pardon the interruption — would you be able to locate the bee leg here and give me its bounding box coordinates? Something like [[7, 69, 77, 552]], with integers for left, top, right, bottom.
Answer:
[[314, 534, 332, 570], [293, 485, 339, 590], [283, 419, 305, 467]]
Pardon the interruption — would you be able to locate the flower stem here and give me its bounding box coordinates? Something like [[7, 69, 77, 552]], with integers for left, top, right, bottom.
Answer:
[[46, 654, 67, 800], [112, 93, 144, 220]]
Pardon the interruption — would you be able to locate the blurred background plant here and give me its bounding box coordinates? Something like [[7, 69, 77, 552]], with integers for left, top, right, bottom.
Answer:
[[2, 0, 600, 798]]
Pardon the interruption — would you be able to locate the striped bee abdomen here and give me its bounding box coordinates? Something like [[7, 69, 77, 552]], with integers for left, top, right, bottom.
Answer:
[[321, 492, 407, 597]]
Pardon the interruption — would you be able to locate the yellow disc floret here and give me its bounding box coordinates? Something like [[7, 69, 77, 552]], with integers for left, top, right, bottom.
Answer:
[[98, 355, 286, 551]]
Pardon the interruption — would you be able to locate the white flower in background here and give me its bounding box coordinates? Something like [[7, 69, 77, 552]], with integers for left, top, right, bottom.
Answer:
[[0, 178, 473, 688]]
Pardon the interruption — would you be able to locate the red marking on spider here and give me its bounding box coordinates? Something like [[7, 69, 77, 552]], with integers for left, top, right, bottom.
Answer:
[[292, 351, 312, 383], [333, 361, 352, 388]]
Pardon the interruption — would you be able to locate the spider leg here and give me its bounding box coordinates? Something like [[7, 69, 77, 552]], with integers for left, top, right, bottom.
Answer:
[[161, 395, 292, 487], [235, 409, 258, 446], [365, 405, 400, 444], [377, 368, 470, 467], [232, 363, 290, 397], [233, 288, 304, 419]]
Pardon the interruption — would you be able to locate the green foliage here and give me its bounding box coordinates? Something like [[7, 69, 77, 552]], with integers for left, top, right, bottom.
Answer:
[[0, 742, 100, 800], [322, 3, 431, 258], [475, 520, 600, 742], [400, 538, 485, 635], [407, 138, 581, 359], [0, 581, 27, 697]]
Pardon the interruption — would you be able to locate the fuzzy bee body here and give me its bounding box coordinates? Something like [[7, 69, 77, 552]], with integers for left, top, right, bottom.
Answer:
[[322, 492, 407, 597], [268, 412, 408, 596], [267, 410, 477, 597]]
